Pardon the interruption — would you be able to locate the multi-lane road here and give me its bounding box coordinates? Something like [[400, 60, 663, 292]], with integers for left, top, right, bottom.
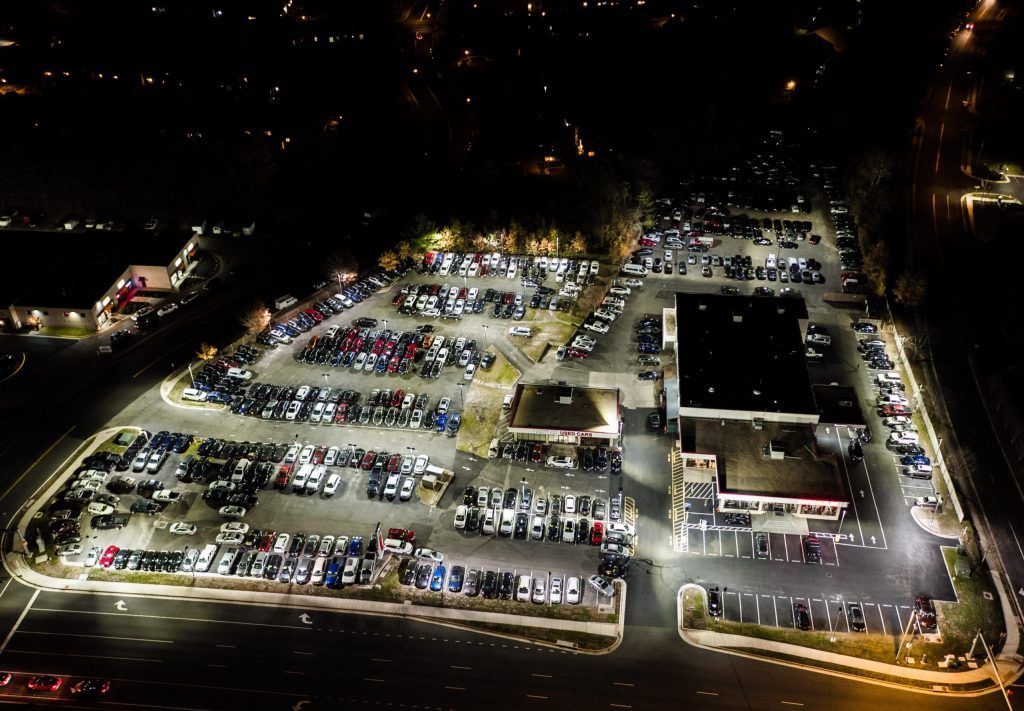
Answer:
[[907, 0, 1024, 618]]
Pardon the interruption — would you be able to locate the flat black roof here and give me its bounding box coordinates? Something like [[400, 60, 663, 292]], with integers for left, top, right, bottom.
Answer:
[[1, 230, 189, 308], [812, 384, 866, 427], [675, 291, 817, 417]]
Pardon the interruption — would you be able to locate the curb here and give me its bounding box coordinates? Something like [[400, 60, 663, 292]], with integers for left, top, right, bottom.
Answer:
[[2, 427, 623, 654], [909, 506, 960, 540], [675, 584, 1015, 696]]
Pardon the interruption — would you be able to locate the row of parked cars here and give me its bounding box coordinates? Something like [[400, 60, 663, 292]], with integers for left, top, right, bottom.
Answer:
[[494, 440, 622, 473], [420, 251, 599, 282], [228, 378, 464, 435], [399, 557, 616, 603]]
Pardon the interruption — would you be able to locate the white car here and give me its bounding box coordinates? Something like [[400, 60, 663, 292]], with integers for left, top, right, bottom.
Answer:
[[914, 495, 942, 508], [588, 574, 615, 596], [594, 309, 617, 322], [410, 409, 423, 429], [508, 326, 532, 337], [152, 490, 181, 503], [609, 286, 631, 296], [877, 394, 910, 407], [563, 495, 576, 513], [590, 259, 600, 275], [57, 543, 83, 558], [570, 339, 594, 352], [531, 515, 545, 540], [284, 444, 300, 463], [463, 364, 476, 381], [323, 473, 341, 497], [566, 576, 581, 604], [285, 401, 302, 420], [310, 402, 324, 423], [583, 320, 609, 334], [220, 522, 249, 534], [83, 547, 100, 567], [454, 505, 468, 530], [156, 302, 179, 317], [437, 397, 451, 414], [882, 415, 912, 428], [87, 502, 114, 515], [181, 388, 208, 402], [324, 446, 340, 466], [546, 455, 575, 469], [215, 531, 245, 545], [169, 522, 198, 536], [624, 278, 643, 288], [295, 385, 311, 400], [414, 548, 444, 563], [399, 477, 416, 501], [298, 445, 315, 464], [273, 532, 290, 554], [549, 576, 563, 604]]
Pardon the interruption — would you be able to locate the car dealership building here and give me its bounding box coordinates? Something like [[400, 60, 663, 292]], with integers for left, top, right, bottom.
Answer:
[[506, 382, 622, 448]]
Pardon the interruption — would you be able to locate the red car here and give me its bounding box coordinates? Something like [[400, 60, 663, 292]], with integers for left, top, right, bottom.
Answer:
[[530, 443, 545, 463], [361, 451, 377, 470], [809, 234, 822, 245], [386, 454, 402, 473], [590, 522, 604, 546], [311, 446, 326, 464], [99, 545, 119, 568], [0, 672, 11, 687], [391, 390, 405, 408], [258, 531, 277, 552], [27, 676, 63, 692], [880, 404, 910, 417], [274, 465, 292, 489], [388, 527, 416, 543], [391, 294, 405, 307], [566, 348, 590, 359]]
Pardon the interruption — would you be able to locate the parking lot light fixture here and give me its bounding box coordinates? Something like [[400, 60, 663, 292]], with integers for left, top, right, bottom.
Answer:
[[321, 373, 330, 388], [456, 382, 465, 408], [382, 318, 389, 332], [481, 324, 489, 348]]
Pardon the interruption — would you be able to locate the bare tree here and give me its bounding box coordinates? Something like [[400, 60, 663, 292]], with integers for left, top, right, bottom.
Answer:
[[893, 270, 927, 308], [196, 342, 218, 362], [239, 303, 270, 335]]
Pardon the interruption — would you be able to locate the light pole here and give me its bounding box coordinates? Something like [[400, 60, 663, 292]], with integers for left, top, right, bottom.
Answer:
[[481, 324, 489, 349], [456, 382, 465, 409], [382, 318, 389, 332], [321, 373, 330, 390]]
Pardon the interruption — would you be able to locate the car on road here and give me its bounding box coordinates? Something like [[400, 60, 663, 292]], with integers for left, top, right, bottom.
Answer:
[[27, 675, 63, 692], [852, 321, 878, 333], [69, 679, 111, 698]]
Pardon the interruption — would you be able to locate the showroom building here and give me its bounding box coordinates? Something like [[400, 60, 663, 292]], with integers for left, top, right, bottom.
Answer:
[[0, 231, 199, 333], [506, 382, 622, 448]]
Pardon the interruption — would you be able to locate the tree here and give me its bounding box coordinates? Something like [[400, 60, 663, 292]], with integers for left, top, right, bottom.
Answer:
[[636, 184, 656, 229], [847, 148, 897, 239], [893, 269, 927, 308], [240, 303, 270, 334], [862, 241, 889, 298], [196, 342, 218, 362], [568, 231, 588, 256], [396, 240, 415, 261], [378, 250, 399, 271]]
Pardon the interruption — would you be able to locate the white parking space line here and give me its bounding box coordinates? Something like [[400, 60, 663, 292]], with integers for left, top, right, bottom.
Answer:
[[738, 593, 743, 622], [823, 599, 833, 632], [752, 594, 760, 625], [893, 604, 904, 635], [768, 595, 779, 626]]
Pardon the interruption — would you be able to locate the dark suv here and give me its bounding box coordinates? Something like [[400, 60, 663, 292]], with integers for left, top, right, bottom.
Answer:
[[802, 535, 822, 563]]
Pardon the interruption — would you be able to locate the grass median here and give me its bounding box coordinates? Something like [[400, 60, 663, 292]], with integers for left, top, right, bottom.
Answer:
[[517, 311, 579, 362], [474, 347, 520, 387]]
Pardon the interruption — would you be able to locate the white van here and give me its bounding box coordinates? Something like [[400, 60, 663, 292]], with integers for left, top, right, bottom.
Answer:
[[766, 253, 777, 269], [274, 295, 297, 310], [876, 372, 902, 386], [502, 393, 514, 410], [889, 431, 920, 445], [488, 438, 500, 458], [226, 367, 253, 380], [621, 263, 648, 276]]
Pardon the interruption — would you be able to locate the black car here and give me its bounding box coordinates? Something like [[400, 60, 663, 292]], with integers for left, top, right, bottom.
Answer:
[[514, 513, 528, 539], [481, 570, 497, 598], [646, 412, 662, 430], [399, 560, 416, 586], [130, 501, 163, 516], [848, 439, 864, 462], [462, 486, 475, 506], [794, 603, 812, 630], [91, 514, 129, 530], [498, 571, 514, 599], [503, 488, 517, 509], [708, 587, 722, 617]]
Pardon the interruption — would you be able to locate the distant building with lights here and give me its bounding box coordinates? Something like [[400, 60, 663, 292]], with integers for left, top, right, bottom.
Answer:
[[0, 231, 199, 333]]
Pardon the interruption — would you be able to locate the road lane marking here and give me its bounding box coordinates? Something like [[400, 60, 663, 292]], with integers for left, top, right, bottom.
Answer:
[[5, 649, 161, 663], [31, 608, 313, 631], [0, 589, 38, 654], [215, 644, 235, 648], [16, 631, 172, 644], [364, 678, 385, 683], [697, 691, 719, 696], [934, 122, 945, 172], [293, 651, 313, 655], [781, 702, 804, 707], [0, 426, 75, 502], [445, 686, 465, 691], [526, 694, 548, 700], [531, 673, 552, 678], [370, 657, 391, 662], [612, 682, 634, 687], [450, 665, 472, 670]]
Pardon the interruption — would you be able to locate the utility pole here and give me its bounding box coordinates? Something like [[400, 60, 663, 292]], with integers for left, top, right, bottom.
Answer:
[[975, 630, 1013, 710], [895, 609, 917, 662]]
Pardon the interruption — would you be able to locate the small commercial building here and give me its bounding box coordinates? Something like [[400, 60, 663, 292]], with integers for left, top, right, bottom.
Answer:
[[506, 382, 622, 448], [0, 231, 199, 333], [664, 291, 848, 527]]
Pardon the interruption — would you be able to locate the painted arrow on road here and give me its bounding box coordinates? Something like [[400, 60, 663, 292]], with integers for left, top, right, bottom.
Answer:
[[292, 701, 310, 711], [299, 613, 313, 625], [115, 600, 127, 611], [870, 536, 877, 545]]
